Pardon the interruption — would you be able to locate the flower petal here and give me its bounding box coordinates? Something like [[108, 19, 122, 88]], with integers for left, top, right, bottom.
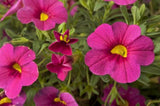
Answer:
[[57, 71, 68, 81], [5, 76, 22, 99], [87, 24, 115, 49], [128, 36, 154, 65], [112, 22, 128, 44], [1, 0, 23, 21], [68, 39, 78, 44], [113, 0, 137, 5], [60, 92, 78, 106], [34, 87, 59, 106], [21, 62, 38, 86], [0, 67, 11, 88], [49, 42, 72, 55], [123, 25, 141, 45], [85, 50, 115, 75], [46, 63, 61, 73], [17, 7, 36, 24], [111, 57, 140, 83], [33, 18, 56, 31], [14, 46, 36, 65], [0, 43, 14, 66], [54, 31, 61, 41]]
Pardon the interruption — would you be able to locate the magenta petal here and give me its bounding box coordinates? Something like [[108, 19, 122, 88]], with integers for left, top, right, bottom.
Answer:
[[88, 24, 114, 49], [5, 77, 22, 99], [85, 50, 115, 75], [21, 62, 38, 86], [12, 91, 27, 105], [49, 42, 72, 55], [68, 39, 78, 44], [51, 54, 60, 65], [47, 63, 61, 73], [0, 43, 14, 66], [34, 87, 59, 106], [23, 0, 41, 10], [57, 71, 68, 81], [0, 0, 23, 21], [113, 0, 137, 5], [0, 67, 11, 88], [33, 18, 56, 31], [111, 57, 140, 83], [54, 31, 61, 41], [14, 46, 36, 65], [48, 1, 68, 23], [128, 36, 154, 65], [123, 25, 141, 45], [112, 22, 128, 43], [60, 92, 78, 106], [17, 7, 35, 24]]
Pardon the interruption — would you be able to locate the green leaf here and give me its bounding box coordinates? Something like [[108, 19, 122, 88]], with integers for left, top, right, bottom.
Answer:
[[141, 65, 160, 75], [90, 75, 99, 86], [79, 0, 90, 10], [11, 37, 29, 45], [120, 6, 130, 24], [137, 74, 150, 86], [94, 1, 106, 12], [37, 43, 50, 55], [100, 75, 110, 83], [131, 6, 140, 24], [139, 4, 146, 16]]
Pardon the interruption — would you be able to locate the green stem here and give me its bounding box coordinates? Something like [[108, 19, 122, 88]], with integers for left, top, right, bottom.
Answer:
[[104, 81, 117, 106], [147, 100, 160, 106], [86, 69, 90, 85], [103, 1, 114, 23], [67, 71, 72, 86]]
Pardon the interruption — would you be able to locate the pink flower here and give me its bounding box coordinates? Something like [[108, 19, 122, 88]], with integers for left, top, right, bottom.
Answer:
[[85, 22, 154, 83], [17, 0, 68, 31], [47, 54, 72, 81], [0, 91, 26, 106], [0, 0, 16, 7], [49, 30, 78, 55], [0, 0, 23, 21], [102, 85, 146, 106], [67, 0, 78, 16], [104, 0, 137, 5], [34, 87, 78, 106], [0, 43, 39, 98]]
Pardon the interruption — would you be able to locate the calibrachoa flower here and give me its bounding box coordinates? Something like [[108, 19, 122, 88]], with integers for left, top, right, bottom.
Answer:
[[0, 43, 39, 98], [104, 0, 137, 5], [17, 0, 68, 31], [0, 91, 26, 106], [85, 22, 154, 83], [49, 30, 78, 55], [0, 0, 23, 21], [67, 0, 78, 16], [34, 86, 78, 106], [47, 54, 72, 81], [102, 85, 146, 106], [0, 0, 16, 7]]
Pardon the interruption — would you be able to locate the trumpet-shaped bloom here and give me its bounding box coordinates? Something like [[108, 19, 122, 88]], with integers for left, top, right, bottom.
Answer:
[[104, 0, 137, 5], [0, 91, 26, 106], [17, 0, 68, 31], [49, 30, 78, 55], [85, 22, 154, 83], [34, 87, 78, 106], [47, 54, 72, 81], [102, 85, 146, 106], [0, 0, 23, 21], [0, 43, 39, 98]]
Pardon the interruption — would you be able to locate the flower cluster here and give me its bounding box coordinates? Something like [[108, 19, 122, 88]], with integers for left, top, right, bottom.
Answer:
[[47, 30, 78, 81]]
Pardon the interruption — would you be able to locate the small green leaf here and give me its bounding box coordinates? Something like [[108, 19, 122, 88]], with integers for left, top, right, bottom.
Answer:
[[11, 37, 29, 45], [120, 6, 130, 24], [100, 75, 110, 83], [94, 1, 106, 12]]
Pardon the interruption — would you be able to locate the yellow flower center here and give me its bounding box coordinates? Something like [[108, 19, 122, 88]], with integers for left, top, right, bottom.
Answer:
[[12, 63, 22, 73], [0, 97, 12, 105], [54, 97, 66, 105], [60, 35, 70, 43], [40, 12, 49, 21], [118, 100, 129, 106], [111, 45, 127, 58]]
